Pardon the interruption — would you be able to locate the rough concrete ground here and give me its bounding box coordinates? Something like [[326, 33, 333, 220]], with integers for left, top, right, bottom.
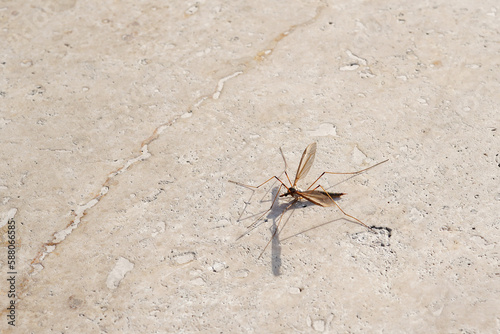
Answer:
[[0, 0, 499, 332]]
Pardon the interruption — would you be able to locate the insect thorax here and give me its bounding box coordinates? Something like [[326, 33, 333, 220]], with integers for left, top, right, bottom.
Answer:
[[286, 187, 302, 199]]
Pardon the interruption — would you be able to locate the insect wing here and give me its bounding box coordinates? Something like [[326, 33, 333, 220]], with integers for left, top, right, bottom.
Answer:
[[293, 143, 317, 185], [298, 190, 337, 207]]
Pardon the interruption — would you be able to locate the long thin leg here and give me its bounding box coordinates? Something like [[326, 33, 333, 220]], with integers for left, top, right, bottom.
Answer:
[[230, 175, 290, 222], [307, 159, 388, 190], [284, 171, 293, 188], [229, 175, 282, 189], [232, 146, 293, 245], [257, 199, 298, 259], [230, 146, 289, 188], [317, 185, 372, 230], [231, 174, 292, 236], [236, 184, 283, 240], [279, 147, 288, 172]]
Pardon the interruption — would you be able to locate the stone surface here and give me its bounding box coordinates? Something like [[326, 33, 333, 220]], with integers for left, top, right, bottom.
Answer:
[[0, 0, 499, 332]]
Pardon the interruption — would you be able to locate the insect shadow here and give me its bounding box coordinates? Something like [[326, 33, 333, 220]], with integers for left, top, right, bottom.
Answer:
[[229, 143, 388, 260]]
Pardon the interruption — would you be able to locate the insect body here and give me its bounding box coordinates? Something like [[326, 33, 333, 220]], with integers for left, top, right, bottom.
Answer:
[[230, 143, 388, 258]]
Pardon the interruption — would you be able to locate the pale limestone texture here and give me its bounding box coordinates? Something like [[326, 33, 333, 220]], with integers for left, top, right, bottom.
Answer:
[[1, 0, 499, 332]]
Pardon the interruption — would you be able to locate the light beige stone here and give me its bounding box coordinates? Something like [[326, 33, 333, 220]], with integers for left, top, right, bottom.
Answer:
[[0, 0, 499, 332]]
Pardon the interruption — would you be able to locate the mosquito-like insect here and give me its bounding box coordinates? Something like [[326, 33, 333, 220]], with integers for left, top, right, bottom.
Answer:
[[229, 143, 388, 258]]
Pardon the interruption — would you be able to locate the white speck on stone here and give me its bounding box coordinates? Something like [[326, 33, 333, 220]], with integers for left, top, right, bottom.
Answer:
[[312, 319, 325, 332], [106, 257, 134, 290], [185, 3, 199, 15], [352, 146, 367, 165], [346, 50, 367, 65], [191, 277, 206, 286], [359, 69, 375, 78], [307, 123, 337, 137], [409, 207, 424, 222], [417, 97, 428, 105], [234, 269, 249, 278], [174, 252, 196, 265], [340, 64, 359, 71], [151, 221, 166, 237], [0, 208, 17, 228], [211, 261, 226, 272]]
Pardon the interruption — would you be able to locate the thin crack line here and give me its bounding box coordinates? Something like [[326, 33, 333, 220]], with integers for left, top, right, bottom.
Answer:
[[27, 69, 247, 277], [20, 1, 326, 301]]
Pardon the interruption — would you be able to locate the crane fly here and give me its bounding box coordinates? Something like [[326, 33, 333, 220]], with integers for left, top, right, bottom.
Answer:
[[229, 143, 388, 259]]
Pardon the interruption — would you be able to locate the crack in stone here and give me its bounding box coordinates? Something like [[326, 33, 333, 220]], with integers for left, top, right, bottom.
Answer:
[[255, 5, 325, 61], [26, 69, 248, 278], [24, 0, 327, 296]]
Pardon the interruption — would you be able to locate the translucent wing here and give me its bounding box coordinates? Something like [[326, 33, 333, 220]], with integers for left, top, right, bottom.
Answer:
[[293, 143, 317, 186], [297, 190, 344, 207]]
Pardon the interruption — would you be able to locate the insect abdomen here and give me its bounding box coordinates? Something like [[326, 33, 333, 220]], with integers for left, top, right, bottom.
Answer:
[[326, 192, 345, 198]]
